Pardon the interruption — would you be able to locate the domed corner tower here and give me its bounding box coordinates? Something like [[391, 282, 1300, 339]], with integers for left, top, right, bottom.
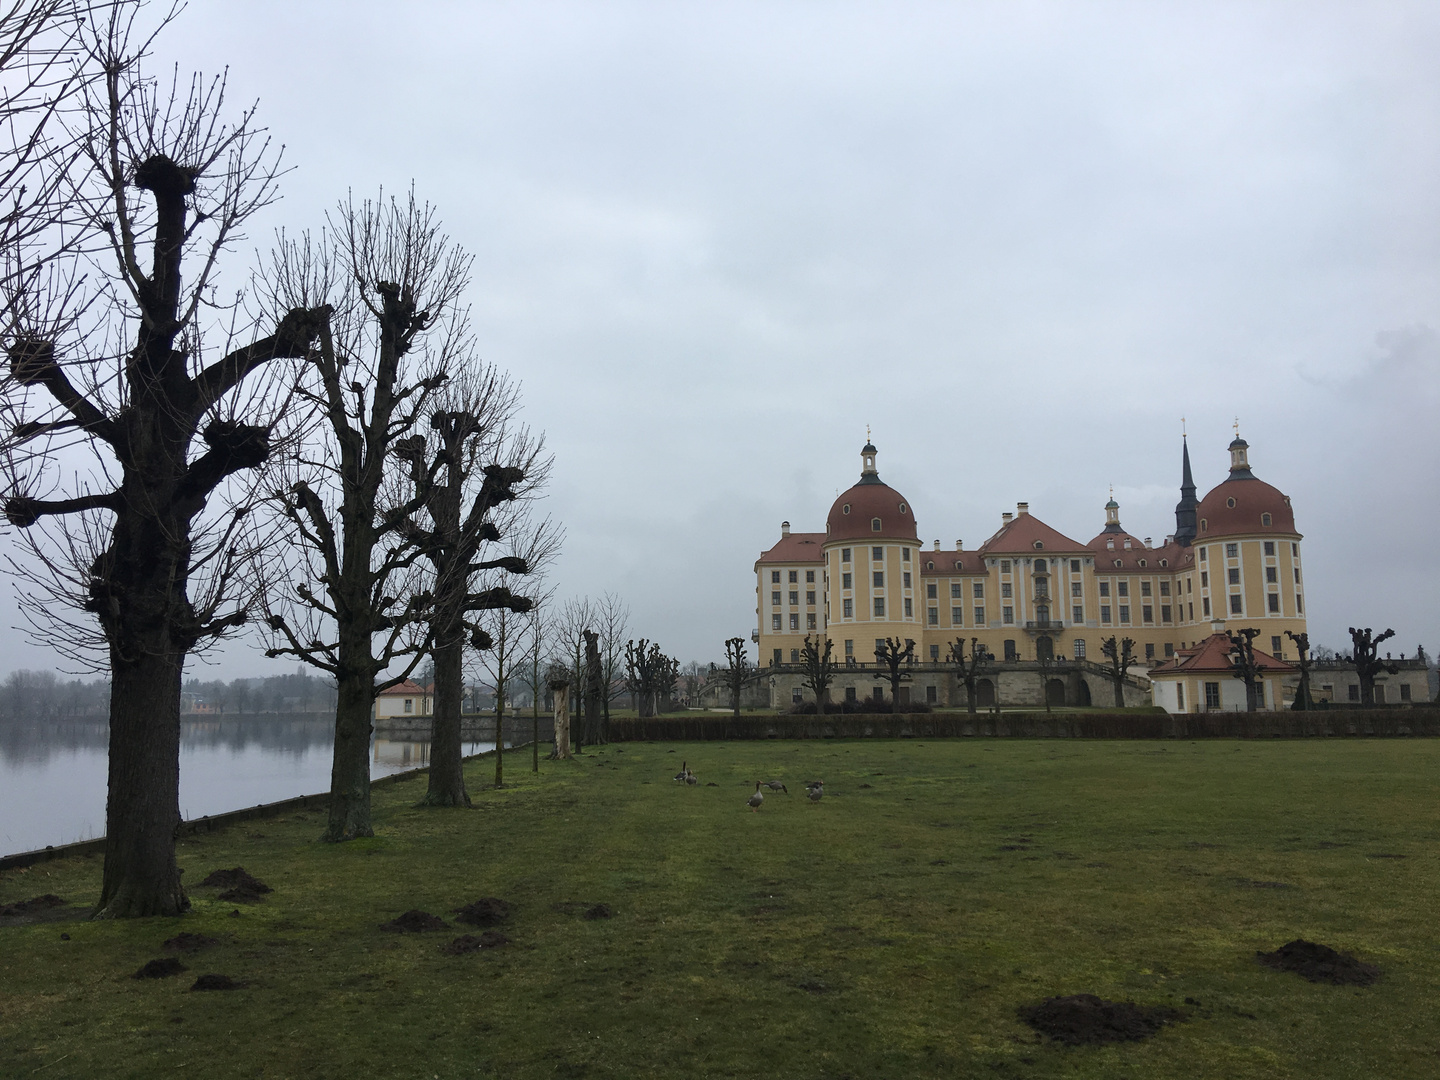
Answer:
[[821, 440, 924, 658], [1192, 432, 1307, 657]]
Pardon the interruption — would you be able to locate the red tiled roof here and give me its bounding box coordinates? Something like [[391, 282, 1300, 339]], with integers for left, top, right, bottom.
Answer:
[[755, 532, 826, 565], [378, 679, 428, 697], [918, 550, 985, 575], [1148, 633, 1295, 677], [977, 512, 1088, 555], [1089, 534, 1195, 573], [1195, 476, 1299, 540], [825, 481, 919, 543]]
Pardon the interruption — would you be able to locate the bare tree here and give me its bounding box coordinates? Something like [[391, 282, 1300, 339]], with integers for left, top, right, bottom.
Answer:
[[624, 638, 676, 718], [798, 634, 838, 710], [712, 636, 759, 720], [874, 637, 915, 707], [400, 365, 554, 806], [549, 595, 592, 754], [595, 591, 629, 737], [1348, 626, 1398, 706], [1226, 627, 1262, 712], [514, 593, 554, 772], [1099, 636, 1136, 709], [1, 8, 326, 916], [948, 637, 989, 715], [258, 191, 469, 842], [1284, 630, 1314, 711]]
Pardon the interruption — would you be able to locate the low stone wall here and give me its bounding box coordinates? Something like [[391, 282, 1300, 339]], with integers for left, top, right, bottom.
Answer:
[[609, 707, 1440, 742], [373, 714, 554, 741]]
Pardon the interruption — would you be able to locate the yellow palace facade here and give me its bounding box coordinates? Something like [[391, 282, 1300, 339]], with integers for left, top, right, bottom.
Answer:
[[753, 436, 1308, 708]]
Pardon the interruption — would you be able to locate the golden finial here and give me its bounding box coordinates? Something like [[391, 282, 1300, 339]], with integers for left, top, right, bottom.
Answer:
[[1233, 416, 1240, 437], [866, 423, 871, 442], [1181, 416, 1186, 437]]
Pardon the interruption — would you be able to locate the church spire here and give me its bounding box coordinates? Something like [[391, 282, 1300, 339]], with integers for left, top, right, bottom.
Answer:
[[1174, 433, 1199, 546]]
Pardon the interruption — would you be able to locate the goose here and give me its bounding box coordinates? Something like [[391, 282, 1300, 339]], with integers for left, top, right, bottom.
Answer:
[[746, 783, 764, 812], [684, 770, 698, 786], [673, 761, 690, 782], [807, 781, 823, 803], [763, 780, 788, 794]]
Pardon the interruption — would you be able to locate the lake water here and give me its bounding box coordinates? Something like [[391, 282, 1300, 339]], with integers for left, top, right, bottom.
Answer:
[[0, 716, 496, 857]]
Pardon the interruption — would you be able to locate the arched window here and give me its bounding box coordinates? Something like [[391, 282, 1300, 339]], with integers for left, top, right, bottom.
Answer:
[[1033, 541, 1044, 550], [1200, 519, 1207, 531], [1138, 559, 1147, 567], [1261, 512, 1272, 526], [842, 504, 851, 515], [871, 518, 882, 532]]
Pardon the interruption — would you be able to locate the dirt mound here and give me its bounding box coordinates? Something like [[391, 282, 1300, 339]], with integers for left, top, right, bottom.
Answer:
[[583, 903, 613, 920], [1256, 939, 1379, 986], [133, 957, 187, 980], [454, 897, 511, 926], [442, 931, 510, 954], [380, 909, 449, 933], [163, 933, 218, 953], [190, 974, 240, 991], [1019, 994, 1183, 1046], [199, 868, 271, 893], [0, 894, 65, 917]]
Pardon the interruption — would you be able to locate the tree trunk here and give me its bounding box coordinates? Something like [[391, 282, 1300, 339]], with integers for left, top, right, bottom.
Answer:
[[1112, 676, 1125, 709], [965, 680, 977, 715], [420, 631, 468, 807], [326, 672, 375, 841], [494, 696, 505, 788], [550, 690, 572, 759], [95, 650, 188, 919]]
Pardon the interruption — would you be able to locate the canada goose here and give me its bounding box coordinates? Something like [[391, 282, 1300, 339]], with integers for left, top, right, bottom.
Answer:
[[763, 780, 788, 794], [807, 781, 823, 803], [685, 770, 698, 786], [673, 761, 689, 782], [746, 783, 764, 811]]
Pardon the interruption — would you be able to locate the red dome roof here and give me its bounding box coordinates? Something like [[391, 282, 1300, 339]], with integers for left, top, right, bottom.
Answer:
[[1195, 477, 1296, 540], [826, 481, 918, 543]]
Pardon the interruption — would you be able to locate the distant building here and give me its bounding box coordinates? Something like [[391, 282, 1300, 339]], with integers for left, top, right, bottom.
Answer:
[[373, 680, 432, 720], [754, 434, 1311, 711], [1148, 634, 1293, 713]]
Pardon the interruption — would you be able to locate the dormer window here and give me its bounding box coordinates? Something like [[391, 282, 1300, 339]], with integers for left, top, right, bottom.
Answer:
[[899, 502, 907, 514], [1226, 497, 1236, 508], [954, 561, 962, 570], [842, 504, 851, 515], [1159, 558, 1168, 567], [871, 518, 882, 532], [1261, 512, 1272, 526], [1138, 559, 1147, 567], [926, 561, 933, 570], [1033, 541, 1044, 550], [1113, 559, 1122, 568]]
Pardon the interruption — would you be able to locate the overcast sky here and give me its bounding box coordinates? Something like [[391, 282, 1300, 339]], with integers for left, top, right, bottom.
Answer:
[[7, 1, 1440, 678]]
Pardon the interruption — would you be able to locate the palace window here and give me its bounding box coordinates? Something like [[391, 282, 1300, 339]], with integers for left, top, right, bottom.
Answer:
[[1205, 682, 1221, 709], [1002, 606, 1014, 624], [872, 546, 883, 561], [873, 598, 885, 617], [1000, 560, 1012, 573], [928, 608, 938, 625], [1199, 547, 1207, 562], [1294, 568, 1300, 583], [771, 570, 780, 583], [1227, 497, 1236, 508], [1118, 581, 1129, 597], [806, 591, 816, 605], [974, 606, 986, 624], [1073, 639, 1086, 659], [842, 548, 851, 562], [1228, 568, 1240, 585], [1034, 579, 1049, 598], [1164, 643, 1174, 657], [1202, 597, 1211, 617], [952, 607, 963, 623], [1004, 640, 1018, 661], [1140, 581, 1151, 597], [1142, 605, 1153, 623], [1035, 605, 1050, 624], [789, 614, 799, 630], [1099, 582, 1110, 597], [843, 599, 853, 618], [903, 572, 912, 588], [927, 583, 937, 599], [1159, 581, 1170, 596], [791, 649, 800, 663], [1119, 605, 1130, 623], [789, 570, 798, 583], [1263, 541, 1275, 556], [807, 614, 817, 630], [1225, 543, 1238, 558], [789, 590, 798, 605], [902, 548, 910, 561], [1200, 571, 1208, 588], [929, 644, 940, 661], [1292, 543, 1298, 557], [1145, 643, 1155, 660], [973, 583, 984, 598], [904, 598, 914, 617], [871, 518, 882, 532], [873, 571, 884, 588], [1271, 636, 1282, 655], [771, 591, 781, 606], [1072, 581, 1082, 596], [951, 583, 962, 598], [772, 614, 782, 630], [1262, 513, 1272, 526], [773, 649, 782, 665], [806, 570, 815, 582], [1229, 595, 1242, 615], [842, 572, 852, 589], [1073, 605, 1083, 623], [1296, 594, 1303, 613], [1101, 605, 1112, 623], [1070, 560, 1081, 573], [1001, 582, 1013, 598], [1402, 684, 1412, 701], [1265, 567, 1277, 583], [844, 639, 854, 657], [1161, 605, 1172, 623]]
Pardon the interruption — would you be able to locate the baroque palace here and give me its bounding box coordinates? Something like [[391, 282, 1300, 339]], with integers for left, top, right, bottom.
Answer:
[[753, 434, 1314, 711]]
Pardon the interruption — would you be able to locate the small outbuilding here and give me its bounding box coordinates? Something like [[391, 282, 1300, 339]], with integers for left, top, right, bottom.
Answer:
[[1149, 633, 1294, 713]]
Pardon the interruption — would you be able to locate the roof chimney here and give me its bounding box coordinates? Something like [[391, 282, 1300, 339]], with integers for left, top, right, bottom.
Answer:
[[956, 539, 963, 550], [1002, 512, 1013, 526], [1144, 537, 1152, 548], [933, 539, 940, 551], [781, 521, 790, 537], [1017, 502, 1029, 515]]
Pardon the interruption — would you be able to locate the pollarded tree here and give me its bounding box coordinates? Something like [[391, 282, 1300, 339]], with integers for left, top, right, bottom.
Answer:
[[1226, 627, 1263, 712], [398, 366, 555, 806], [258, 191, 464, 842], [712, 636, 760, 719], [1284, 630, 1314, 711], [1, 7, 326, 916], [874, 637, 915, 707], [799, 634, 838, 710], [551, 595, 593, 749], [948, 637, 991, 715], [624, 637, 676, 718], [1099, 636, 1136, 709], [1348, 626, 1399, 706]]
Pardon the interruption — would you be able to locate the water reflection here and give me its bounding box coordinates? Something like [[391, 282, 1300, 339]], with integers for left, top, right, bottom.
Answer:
[[0, 716, 501, 857]]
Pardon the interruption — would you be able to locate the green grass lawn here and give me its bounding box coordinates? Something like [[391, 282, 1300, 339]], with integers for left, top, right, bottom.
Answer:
[[3, 739, 1438, 1079]]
